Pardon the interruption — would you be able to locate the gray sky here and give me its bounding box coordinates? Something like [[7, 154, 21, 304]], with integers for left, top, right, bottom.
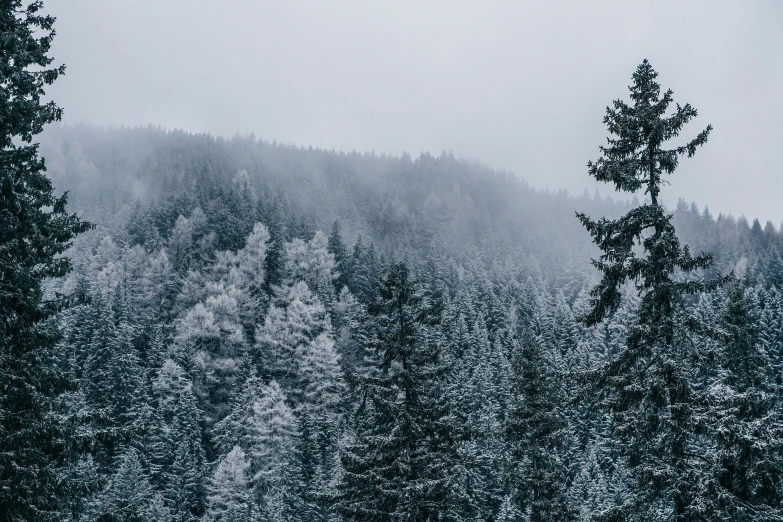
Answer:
[[48, 1, 783, 224]]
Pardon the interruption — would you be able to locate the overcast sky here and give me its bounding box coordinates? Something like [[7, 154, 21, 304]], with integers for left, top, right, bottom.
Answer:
[[48, 1, 783, 224]]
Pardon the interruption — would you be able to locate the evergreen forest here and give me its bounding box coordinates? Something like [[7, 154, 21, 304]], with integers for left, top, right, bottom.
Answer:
[[2, 2, 783, 521]]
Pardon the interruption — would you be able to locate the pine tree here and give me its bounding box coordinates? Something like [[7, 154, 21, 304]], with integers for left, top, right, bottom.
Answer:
[[152, 358, 192, 420], [60, 455, 101, 521], [256, 281, 334, 401], [141, 248, 176, 322], [576, 60, 725, 520], [236, 222, 271, 303], [335, 262, 457, 521], [328, 220, 350, 293], [0, 2, 92, 518], [758, 287, 783, 387], [495, 495, 523, 522], [298, 331, 344, 415], [176, 283, 246, 427], [83, 290, 145, 466], [250, 381, 299, 495], [165, 387, 206, 522], [283, 231, 338, 306], [445, 315, 508, 519], [207, 446, 253, 522], [169, 214, 195, 274], [707, 284, 783, 518], [86, 448, 154, 522], [214, 375, 299, 502], [143, 400, 172, 489], [347, 238, 379, 304], [145, 492, 172, 522], [506, 334, 574, 521]]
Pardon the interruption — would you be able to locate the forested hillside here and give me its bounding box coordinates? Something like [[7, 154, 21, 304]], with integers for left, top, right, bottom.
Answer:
[[37, 124, 783, 520], [3, 2, 782, 521]]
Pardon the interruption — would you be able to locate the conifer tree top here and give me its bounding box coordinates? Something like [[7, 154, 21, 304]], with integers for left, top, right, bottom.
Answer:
[[587, 59, 712, 204], [577, 60, 724, 329]]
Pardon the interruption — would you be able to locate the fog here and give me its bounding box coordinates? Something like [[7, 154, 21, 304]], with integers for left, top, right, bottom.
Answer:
[[49, 0, 783, 223]]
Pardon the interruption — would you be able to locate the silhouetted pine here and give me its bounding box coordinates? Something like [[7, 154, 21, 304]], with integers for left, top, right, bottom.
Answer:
[[576, 60, 727, 521]]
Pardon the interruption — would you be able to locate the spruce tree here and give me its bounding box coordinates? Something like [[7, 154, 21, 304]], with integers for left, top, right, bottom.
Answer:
[[206, 446, 253, 522], [86, 448, 154, 522], [708, 284, 783, 518], [335, 262, 456, 521], [576, 60, 726, 520], [145, 492, 172, 522], [0, 2, 91, 519], [328, 219, 350, 292], [506, 333, 574, 521], [165, 387, 206, 522], [445, 315, 508, 519]]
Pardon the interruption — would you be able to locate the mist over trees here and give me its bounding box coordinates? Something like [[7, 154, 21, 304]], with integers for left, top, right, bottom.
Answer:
[[36, 108, 783, 521], [3, 2, 783, 521]]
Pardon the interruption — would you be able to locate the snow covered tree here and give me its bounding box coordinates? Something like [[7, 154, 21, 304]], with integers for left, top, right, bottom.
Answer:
[[207, 446, 253, 522], [141, 248, 176, 321], [152, 358, 192, 419], [86, 448, 154, 522], [84, 291, 145, 465], [236, 222, 271, 299], [335, 262, 457, 521], [213, 376, 299, 502], [145, 492, 172, 522], [169, 214, 194, 273], [0, 2, 92, 518], [283, 231, 338, 306], [60, 454, 101, 521], [249, 381, 299, 494], [445, 314, 509, 519], [256, 280, 339, 407], [706, 284, 783, 518], [177, 283, 246, 426], [758, 287, 783, 387], [328, 220, 350, 292], [165, 387, 206, 522], [143, 400, 173, 489], [495, 495, 523, 522], [299, 331, 344, 415], [506, 334, 574, 521], [576, 60, 726, 521]]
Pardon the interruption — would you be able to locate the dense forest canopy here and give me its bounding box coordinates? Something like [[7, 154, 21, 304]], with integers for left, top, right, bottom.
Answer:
[[33, 118, 783, 521], [2, 2, 783, 521]]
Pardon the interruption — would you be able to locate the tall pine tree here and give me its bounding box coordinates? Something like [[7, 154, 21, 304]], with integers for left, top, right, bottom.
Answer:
[[576, 60, 726, 521], [0, 2, 91, 519]]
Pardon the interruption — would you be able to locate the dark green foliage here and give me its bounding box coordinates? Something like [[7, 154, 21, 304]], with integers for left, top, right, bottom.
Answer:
[[84, 290, 146, 468], [708, 284, 783, 519], [577, 61, 727, 520], [347, 238, 380, 304], [507, 334, 574, 521], [86, 449, 153, 522], [577, 60, 719, 329], [0, 2, 91, 519], [165, 387, 206, 521], [328, 220, 350, 292], [335, 262, 458, 521]]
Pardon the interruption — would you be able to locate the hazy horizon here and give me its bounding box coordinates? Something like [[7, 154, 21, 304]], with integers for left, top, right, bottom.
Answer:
[[49, 0, 783, 224]]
